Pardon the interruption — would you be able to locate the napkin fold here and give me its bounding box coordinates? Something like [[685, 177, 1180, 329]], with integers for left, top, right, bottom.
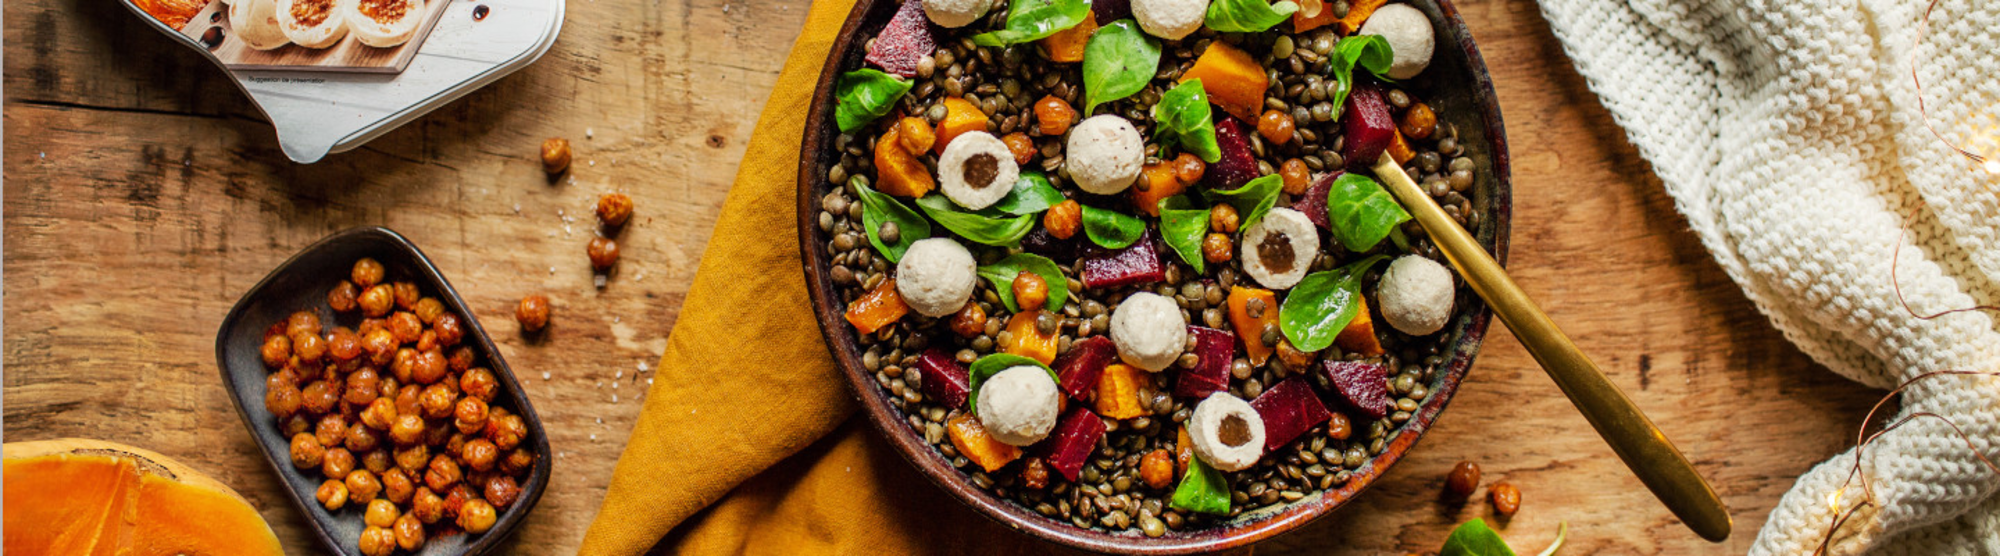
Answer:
[[575, 1, 1084, 552]]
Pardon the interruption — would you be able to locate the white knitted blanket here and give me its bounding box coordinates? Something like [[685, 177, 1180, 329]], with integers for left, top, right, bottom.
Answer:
[[1532, 0, 2000, 553]]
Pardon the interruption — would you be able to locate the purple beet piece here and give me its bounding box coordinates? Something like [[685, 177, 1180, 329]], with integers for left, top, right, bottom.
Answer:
[[1040, 406, 1107, 482], [1021, 226, 1082, 262], [1250, 377, 1333, 451], [1054, 336, 1116, 402], [1091, 0, 1131, 27], [1291, 170, 1342, 229], [1203, 117, 1259, 191], [1078, 229, 1166, 289], [1175, 326, 1236, 399], [1341, 80, 1396, 172], [1321, 360, 1390, 419], [865, 0, 935, 78], [916, 348, 971, 409]]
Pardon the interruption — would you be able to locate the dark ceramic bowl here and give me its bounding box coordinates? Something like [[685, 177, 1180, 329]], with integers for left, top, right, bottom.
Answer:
[[797, 2, 1510, 552], [214, 226, 551, 556]]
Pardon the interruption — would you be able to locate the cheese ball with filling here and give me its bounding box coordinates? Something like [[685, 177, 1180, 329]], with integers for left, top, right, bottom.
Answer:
[[1189, 393, 1266, 471], [1358, 4, 1435, 80], [938, 131, 1019, 210], [1240, 208, 1320, 290], [1377, 255, 1454, 335], [896, 238, 978, 317], [1132, 0, 1208, 40], [976, 365, 1062, 446], [1065, 116, 1145, 195], [1109, 292, 1188, 372], [923, 0, 995, 28]]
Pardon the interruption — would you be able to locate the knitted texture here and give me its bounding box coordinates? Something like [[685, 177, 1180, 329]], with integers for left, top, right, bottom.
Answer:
[[1533, 0, 2000, 553]]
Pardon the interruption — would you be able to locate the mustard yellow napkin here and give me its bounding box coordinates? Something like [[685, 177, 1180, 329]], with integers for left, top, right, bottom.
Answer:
[[576, 2, 1086, 553]]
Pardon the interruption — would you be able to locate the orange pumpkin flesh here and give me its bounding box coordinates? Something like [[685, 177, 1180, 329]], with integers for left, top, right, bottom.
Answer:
[[3, 439, 284, 556]]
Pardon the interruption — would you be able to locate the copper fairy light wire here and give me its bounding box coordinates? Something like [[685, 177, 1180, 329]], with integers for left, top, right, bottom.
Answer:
[[1911, 0, 2000, 173]]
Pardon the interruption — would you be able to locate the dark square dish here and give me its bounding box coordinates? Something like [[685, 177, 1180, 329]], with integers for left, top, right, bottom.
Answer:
[[214, 226, 552, 556]]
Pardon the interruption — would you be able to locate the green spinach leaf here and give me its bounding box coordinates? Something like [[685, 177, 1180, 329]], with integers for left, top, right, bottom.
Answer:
[[976, 253, 1071, 313], [1204, 0, 1299, 33], [991, 171, 1066, 216], [834, 69, 913, 133], [1081, 204, 1145, 249], [1082, 20, 1162, 114], [1202, 173, 1284, 228], [916, 194, 1037, 246], [1151, 80, 1222, 163], [854, 182, 932, 263], [1278, 254, 1387, 352], [967, 353, 1059, 413], [1326, 35, 1394, 116], [1157, 196, 1210, 273], [972, 0, 1091, 46], [1439, 519, 1518, 556], [1169, 457, 1231, 515], [1324, 173, 1411, 252]]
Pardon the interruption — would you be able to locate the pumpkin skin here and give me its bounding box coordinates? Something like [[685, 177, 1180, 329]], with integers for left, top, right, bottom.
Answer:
[[4, 438, 284, 556]]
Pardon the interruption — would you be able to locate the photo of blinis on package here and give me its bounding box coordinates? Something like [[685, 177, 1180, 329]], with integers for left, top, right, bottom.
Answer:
[[120, 0, 565, 162]]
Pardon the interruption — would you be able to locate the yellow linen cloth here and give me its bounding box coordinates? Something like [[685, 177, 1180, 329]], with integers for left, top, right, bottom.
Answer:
[[575, 1, 1085, 553]]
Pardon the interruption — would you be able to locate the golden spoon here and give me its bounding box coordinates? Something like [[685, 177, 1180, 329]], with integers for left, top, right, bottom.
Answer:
[[1372, 153, 1732, 542]]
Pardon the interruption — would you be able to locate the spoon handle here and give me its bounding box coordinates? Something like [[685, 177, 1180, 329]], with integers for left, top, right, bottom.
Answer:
[[1372, 153, 1731, 542]]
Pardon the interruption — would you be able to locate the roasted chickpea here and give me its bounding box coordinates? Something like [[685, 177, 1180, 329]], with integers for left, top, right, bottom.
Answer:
[[442, 483, 474, 520], [447, 346, 477, 372], [291, 330, 327, 363], [415, 329, 439, 353], [352, 258, 387, 289], [1279, 158, 1311, 195], [377, 375, 400, 401], [1034, 95, 1078, 136], [1018, 457, 1049, 490], [261, 334, 292, 369], [286, 311, 321, 337], [412, 297, 445, 324], [486, 414, 526, 451], [425, 455, 463, 492], [1042, 200, 1082, 240], [1327, 412, 1352, 441], [328, 328, 364, 362], [500, 448, 537, 477], [422, 422, 453, 448], [301, 380, 340, 415], [455, 397, 491, 435], [394, 444, 430, 474], [1489, 482, 1521, 516], [462, 438, 500, 472], [1173, 152, 1206, 184], [388, 311, 423, 344], [949, 303, 987, 338], [410, 487, 446, 523], [434, 313, 465, 347], [290, 433, 327, 469], [358, 285, 395, 317], [587, 237, 620, 271], [413, 349, 448, 385], [346, 425, 382, 453], [420, 383, 457, 419], [328, 280, 361, 313], [322, 447, 356, 479], [1209, 203, 1241, 233], [394, 384, 422, 417], [382, 468, 416, 504], [347, 468, 383, 504], [444, 432, 470, 459], [516, 295, 551, 332], [392, 282, 421, 311], [315, 413, 350, 447], [458, 499, 499, 534], [1012, 271, 1049, 311], [1001, 131, 1036, 165], [1140, 450, 1175, 490], [265, 382, 304, 419], [357, 526, 396, 556], [460, 367, 498, 402], [344, 367, 381, 406], [1202, 233, 1234, 263], [1258, 109, 1296, 145], [1445, 460, 1481, 500], [361, 398, 398, 430], [596, 192, 635, 227], [359, 446, 391, 472], [390, 414, 426, 446], [284, 414, 313, 437], [485, 475, 522, 508], [391, 348, 419, 384], [541, 137, 572, 175], [316, 479, 349, 511], [362, 329, 398, 365], [365, 498, 401, 528], [393, 513, 426, 550]]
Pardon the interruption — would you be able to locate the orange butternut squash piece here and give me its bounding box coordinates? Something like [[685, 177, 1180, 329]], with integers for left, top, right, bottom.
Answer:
[[947, 414, 1023, 471], [4, 439, 284, 556], [1041, 11, 1098, 63], [1335, 297, 1387, 357], [1292, 2, 1341, 33], [1179, 42, 1268, 123], [935, 97, 991, 154], [1094, 363, 1149, 419], [1336, 0, 1389, 34], [1386, 129, 1416, 165], [1131, 160, 1189, 216], [896, 116, 937, 154], [1174, 426, 1194, 478], [1002, 310, 1061, 364], [874, 126, 936, 198], [845, 278, 910, 334], [1227, 286, 1281, 365]]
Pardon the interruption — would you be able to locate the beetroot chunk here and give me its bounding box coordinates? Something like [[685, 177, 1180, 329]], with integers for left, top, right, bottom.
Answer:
[[1202, 118, 1259, 191], [1078, 230, 1166, 289], [1021, 226, 1082, 263], [1054, 336, 1116, 402], [1250, 377, 1333, 451], [1175, 326, 1236, 399], [865, 0, 935, 78], [1291, 170, 1342, 229], [1090, 0, 1131, 27], [1321, 360, 1390, 419], [1040, 407, 1107, 482], [916, 348, 972, 409], [1341, 80, 1396, 172]]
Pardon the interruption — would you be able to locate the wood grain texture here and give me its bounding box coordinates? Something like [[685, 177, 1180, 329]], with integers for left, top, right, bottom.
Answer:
[[3, 0, 1881, 554]]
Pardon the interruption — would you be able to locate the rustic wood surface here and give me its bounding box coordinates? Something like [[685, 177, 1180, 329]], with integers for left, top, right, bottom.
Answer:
[[3, 0, 1883, 553]]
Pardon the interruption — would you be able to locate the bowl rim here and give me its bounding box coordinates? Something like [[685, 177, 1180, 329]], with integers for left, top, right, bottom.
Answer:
[[793, 0, 1511, 550], [212, 225, 554, 556]]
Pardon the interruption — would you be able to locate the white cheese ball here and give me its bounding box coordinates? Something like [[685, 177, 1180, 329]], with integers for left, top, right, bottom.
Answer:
[[1377, 255, 1455, 335], [1189, 393, 1266, 472], [895, 238, 977, 317], [1239, 208, 1321, 290], [1132, 0, 1207, 40], [1064, 116, 1145, 195], [976, 366, 1061, 446], [1109, 292, 1188, 372], [923, 0, 994, 28], [1358, 4, 1435, 80], [937, 131, 1019, 211]]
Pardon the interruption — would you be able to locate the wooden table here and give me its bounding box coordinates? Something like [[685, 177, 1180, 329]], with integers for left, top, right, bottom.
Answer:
[[3, 0, 1882, 553]]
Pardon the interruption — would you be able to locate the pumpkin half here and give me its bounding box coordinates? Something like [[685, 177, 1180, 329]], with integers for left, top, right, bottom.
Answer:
[[3, 438, 284, 556]]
